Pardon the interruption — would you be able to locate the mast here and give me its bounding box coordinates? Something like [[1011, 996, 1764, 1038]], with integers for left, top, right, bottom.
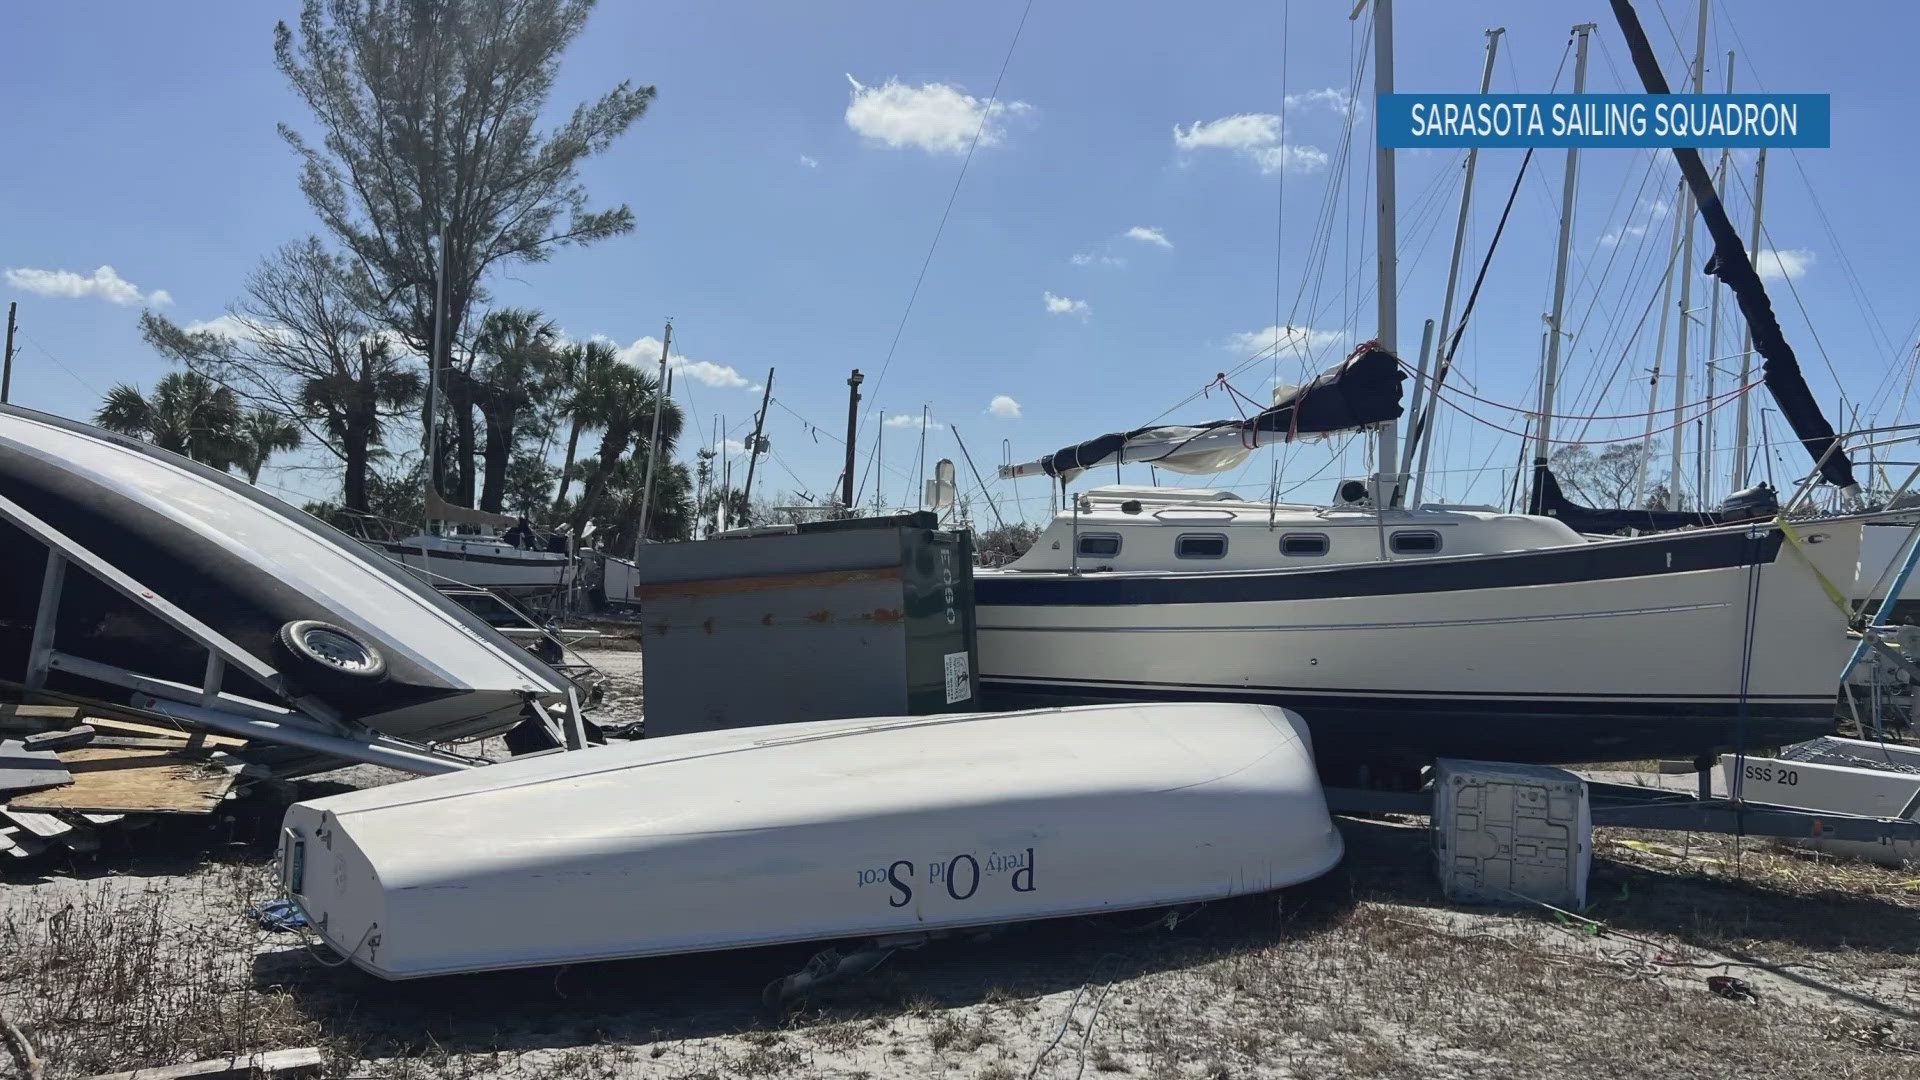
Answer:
[[1367, 0, 1400, 507], [1734, 147, 1768, 490], [842, 369, 863, 509], [634, 319, 672, 555], [1633, 178, 1687, 507], [425, 225, 446, 499], [1409, 26, 1503, 509], [740, 368, 774, 506], [1703, 51, 1734, 502], [1665, 0, 1710, 508], [1528, 22, 1596, 512]]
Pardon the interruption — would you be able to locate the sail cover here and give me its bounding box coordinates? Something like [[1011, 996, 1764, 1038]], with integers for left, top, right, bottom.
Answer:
[[1001, 344, 1405, 483]]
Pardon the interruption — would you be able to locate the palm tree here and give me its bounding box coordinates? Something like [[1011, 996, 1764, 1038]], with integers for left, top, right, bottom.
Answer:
[[470, 308, 562, 512], [232, 409, 304, 484], [95, 372, 244, 467], [550, 339, 622, 510], [569, 364, 684, 534]]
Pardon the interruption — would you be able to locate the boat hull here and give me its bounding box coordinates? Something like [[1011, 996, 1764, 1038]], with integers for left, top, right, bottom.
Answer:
[[280, 703, 1344, 979], [378, 539, 573, 596], [977, 521, 1864, 765]]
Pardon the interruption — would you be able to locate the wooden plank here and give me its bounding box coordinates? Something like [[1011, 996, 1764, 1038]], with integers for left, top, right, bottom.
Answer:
[[0, 808, 73, 839], [0, 738, 72, 795], [80, 1047, 324, 1080], [7, 747, 233, 815], [85, 717, 245, 748]]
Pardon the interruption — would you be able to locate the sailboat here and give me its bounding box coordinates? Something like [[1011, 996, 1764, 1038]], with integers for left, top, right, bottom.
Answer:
[[974, 0, 1869, 768]]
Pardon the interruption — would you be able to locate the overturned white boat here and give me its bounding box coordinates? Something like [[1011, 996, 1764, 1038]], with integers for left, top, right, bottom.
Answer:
[[278, 702, 1344, 979]]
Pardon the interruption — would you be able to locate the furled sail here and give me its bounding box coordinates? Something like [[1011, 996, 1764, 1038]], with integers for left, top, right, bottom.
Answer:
[[1607, 0, 1859, 497], [1000, 344, 1405, 483]]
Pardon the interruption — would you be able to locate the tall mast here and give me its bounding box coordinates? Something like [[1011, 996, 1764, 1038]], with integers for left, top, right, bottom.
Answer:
[[1409, 26, 1504, 509], [635, 319, 672, 555], [1702, 51, 1734, 502], [1733, 147, 1768, 490], [1633, 178, 1687, 506], [426, 225, 446, 498], [1367, 0, 1400, 507], [1666, 0, 1710, 507], [1528, 22, 1596, 510]]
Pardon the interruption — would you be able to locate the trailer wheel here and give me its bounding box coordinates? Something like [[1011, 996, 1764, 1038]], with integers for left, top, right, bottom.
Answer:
[[276, 620, 388, 683]]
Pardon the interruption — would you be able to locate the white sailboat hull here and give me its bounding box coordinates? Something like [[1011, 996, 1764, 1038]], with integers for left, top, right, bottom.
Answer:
[[279, 703, 1343, 979], [379, 535, 573, 595], [978, 521, 1865, 764]]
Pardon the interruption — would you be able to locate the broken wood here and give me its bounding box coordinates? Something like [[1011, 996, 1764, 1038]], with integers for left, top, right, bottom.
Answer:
[[84, 717, 245, 749], [23, 725, 94, 753], [79, 1047, 323, 1080], [7, 747, 234, 815], [0, 739, 72, 797]]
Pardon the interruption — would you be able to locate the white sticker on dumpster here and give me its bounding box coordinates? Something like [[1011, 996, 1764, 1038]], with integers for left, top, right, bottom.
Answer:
[[944, 651, 971, 703]]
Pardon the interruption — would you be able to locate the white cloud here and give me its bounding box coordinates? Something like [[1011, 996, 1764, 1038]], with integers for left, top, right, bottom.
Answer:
[[609, 335, 760, 392], [1125, 226, 1172, 249], [799, 154, 819, 169], [1284, 87, 1360, 116], [4, 264, 169, 306], [1043, 291, 1090, 318], [1070, 251, 1126, 267], [845, 75, 1031, 155], [184, 314, 256, 340], [1755, 248, 1813, 282], [1173, 113, 1280, 150], [1229, 324, 1347, 357], [884, 412, 945, 431], [1600, 196, 1672, 246], [1249, 145, 1330, 174], [1172, 113, 1326, 175], [987, 394, 1022, 419]]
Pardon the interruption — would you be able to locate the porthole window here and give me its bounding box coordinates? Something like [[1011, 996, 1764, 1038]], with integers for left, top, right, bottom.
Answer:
[[1175, 533, 1228, 560], [1389, 530, 1443, 555], [1281, 532, 1330, 557], [1076, 533, 1122, 558]]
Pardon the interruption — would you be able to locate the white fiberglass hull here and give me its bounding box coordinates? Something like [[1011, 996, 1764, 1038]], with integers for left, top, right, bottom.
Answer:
[[279, 703, 1343, 979], [379, 535, 573, 594], [977, 521, 1865, 764]]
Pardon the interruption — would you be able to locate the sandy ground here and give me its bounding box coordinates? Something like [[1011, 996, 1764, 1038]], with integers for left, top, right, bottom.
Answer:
[[3, 648, 1918, 1078]]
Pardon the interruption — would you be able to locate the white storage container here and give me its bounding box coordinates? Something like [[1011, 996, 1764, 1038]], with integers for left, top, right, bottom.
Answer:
[[1432, 758, 1590, 908]]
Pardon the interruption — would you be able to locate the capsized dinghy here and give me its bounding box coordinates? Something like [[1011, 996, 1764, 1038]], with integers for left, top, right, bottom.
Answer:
[[277, 702, 1344, 979]]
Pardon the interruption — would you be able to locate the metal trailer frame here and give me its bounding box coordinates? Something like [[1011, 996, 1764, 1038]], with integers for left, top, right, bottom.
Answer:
[[1327, 773, 1920, 845], [1, 489, 589, 778]]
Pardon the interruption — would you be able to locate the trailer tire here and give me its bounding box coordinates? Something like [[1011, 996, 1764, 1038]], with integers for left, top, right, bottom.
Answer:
[[276, 620, 388, 684]]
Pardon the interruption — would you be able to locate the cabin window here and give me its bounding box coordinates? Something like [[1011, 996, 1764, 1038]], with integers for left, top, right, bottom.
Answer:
[[1390, 530, 1443, 555], [1175, 533, 1228, 560], [1280, 532, 1330, 557], [1075, 533, 1123, 559]]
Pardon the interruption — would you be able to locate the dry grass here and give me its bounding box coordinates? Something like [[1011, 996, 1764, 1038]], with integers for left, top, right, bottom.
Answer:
[[3, 794, 1919, 1078]]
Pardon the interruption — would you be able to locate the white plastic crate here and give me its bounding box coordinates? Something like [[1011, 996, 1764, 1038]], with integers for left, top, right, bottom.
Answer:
[[1432, 758, 1590, 908]]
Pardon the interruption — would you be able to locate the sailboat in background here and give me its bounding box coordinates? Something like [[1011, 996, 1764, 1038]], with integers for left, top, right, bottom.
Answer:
[[974, 0, 1871, 769]]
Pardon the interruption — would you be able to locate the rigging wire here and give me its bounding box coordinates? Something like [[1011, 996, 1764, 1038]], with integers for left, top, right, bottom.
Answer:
[[860, 0, 1038, 415]]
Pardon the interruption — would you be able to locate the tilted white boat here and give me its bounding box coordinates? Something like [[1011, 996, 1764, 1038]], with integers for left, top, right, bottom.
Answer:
[[277, 702, 1344, 979]]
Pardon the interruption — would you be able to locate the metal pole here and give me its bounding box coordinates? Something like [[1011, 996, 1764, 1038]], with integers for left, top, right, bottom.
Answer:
[[1734, 147, 1768, 490], [915, 404, 929, 509], [1403, 317, 1436, 504], [842, 369, 863, 509], [1530, 23, 1596, 511], [1634, 178, 1687, 506], [952, 425, 1007, 530], [635, 320, 672, 554], [1410, 27, 1503, 509], [1667, 0, 1710, 507], [740, 367, 774, 506], [1369, 0, 1400, 506], [1703, 52, 1734, 504], [1, 302, 16, 404], [426, 226, 446, 496]]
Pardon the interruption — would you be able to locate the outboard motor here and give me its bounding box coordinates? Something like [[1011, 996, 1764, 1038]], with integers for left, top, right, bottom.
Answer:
[[1716, 483, 1779, 522]]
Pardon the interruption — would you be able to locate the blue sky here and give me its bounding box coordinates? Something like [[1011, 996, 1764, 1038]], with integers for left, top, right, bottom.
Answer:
[[3, 0, 1914, 523]]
